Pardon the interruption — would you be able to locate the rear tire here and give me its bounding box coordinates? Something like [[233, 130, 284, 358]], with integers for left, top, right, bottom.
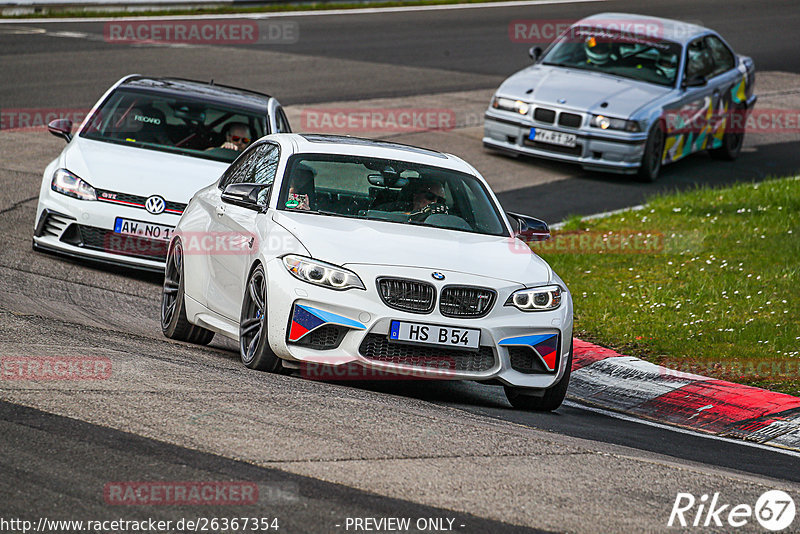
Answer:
[[504, 341, 573, 411], [709, 113, 744, 160], [239, 264, 282, 372], [636, 122, 665, 182], [161, 240, 214, 345]]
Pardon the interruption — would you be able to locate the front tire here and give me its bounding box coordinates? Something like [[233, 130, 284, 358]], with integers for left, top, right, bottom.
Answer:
[[239, 264, 282, 372], [636, 122, 665, 182], [161, 240, 214, 345], [504, 341, 573, 411]]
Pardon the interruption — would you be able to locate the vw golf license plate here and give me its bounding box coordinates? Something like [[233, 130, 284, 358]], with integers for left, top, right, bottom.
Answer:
[[529, 127, 577, 147], [389, 320, 480, 350], [114, 217, 174, 242]]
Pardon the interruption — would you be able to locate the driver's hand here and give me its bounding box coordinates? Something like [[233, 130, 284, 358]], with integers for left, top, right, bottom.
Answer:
[[221, 141, 238, 150]]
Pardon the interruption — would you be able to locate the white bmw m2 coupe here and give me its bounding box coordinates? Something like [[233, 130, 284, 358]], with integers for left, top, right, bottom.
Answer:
[[161, 134, 573, 410]]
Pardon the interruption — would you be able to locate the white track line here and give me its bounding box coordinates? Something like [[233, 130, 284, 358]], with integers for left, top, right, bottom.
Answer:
[[563, 400, 800, 459], [0, 0, 606, 24]]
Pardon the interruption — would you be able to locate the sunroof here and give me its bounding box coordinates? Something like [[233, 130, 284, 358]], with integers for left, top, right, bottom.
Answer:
[[300, 134, 447, 159]]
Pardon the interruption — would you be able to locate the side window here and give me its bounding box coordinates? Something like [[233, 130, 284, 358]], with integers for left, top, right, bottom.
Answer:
[[705, 35, 735, 77], [275, 107, 291, 133], [218, 149, 258, 190], [685, 38, 714, 80]]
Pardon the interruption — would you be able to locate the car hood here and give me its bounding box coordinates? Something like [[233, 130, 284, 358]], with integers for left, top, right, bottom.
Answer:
[[272, 211, 552, 285], [497, 64, 672, 118], [63, 137, 229, 202]]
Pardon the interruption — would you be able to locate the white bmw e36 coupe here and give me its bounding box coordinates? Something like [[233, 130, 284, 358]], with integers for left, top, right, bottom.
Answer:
[[161, 134, 574, 410]]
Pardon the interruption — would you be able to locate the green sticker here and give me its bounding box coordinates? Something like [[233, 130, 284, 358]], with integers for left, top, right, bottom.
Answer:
[[285, 199, 300, 208]]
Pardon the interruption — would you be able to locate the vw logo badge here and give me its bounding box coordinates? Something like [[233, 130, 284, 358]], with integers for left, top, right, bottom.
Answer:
[[432, 272, 445, 280], [145, 195, 166, 214]]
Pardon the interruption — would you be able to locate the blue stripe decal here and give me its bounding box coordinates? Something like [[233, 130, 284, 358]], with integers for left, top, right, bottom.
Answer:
[[498, 334, 553, 347], [297, 304, 366, 330]]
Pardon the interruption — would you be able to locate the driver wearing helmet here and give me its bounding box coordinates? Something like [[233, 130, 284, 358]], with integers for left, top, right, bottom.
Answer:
[[657, 51, 679, 81], [584, 36, 613, 66]]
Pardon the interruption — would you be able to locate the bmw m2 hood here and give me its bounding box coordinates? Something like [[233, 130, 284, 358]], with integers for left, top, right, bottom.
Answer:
[[272, 211, 552, 285], [62, 137, 229, 202], [497, 64, 672, 118]]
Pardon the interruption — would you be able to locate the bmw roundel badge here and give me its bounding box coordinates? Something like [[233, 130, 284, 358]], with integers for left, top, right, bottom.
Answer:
[[432, 272, 445, 280]]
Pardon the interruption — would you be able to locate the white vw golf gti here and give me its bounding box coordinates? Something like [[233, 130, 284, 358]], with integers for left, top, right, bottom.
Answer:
[[33, 75, 291, 271], [161, 134, 574, 410]]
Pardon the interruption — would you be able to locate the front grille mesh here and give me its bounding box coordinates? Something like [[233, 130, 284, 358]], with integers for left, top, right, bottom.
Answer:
[[534, 108, 556, 123], [508, 346, 553, 374], [75, 225, 168, 260], [558, 112, 582, 128], [439, 286, 496, 318], [377, 278, 435, 314], [359, 334, 495, 372], [293, 325, 347, 350]]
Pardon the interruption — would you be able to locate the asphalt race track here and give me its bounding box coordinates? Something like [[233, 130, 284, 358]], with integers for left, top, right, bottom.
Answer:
[[1, 0, 800, 531]]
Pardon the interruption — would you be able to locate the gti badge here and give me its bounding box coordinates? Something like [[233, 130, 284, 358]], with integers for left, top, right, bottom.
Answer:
[[431, 272, 445, 280], [145, 195, 166, 214]]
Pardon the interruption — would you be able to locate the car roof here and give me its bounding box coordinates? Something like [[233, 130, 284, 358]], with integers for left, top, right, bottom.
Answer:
[[260, 134, 475, 174], [577, 12, 710, 45], [118, 76, 273, 112]]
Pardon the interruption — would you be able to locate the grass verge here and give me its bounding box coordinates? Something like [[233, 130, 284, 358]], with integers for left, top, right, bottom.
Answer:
[[536, 176, 800, 396]]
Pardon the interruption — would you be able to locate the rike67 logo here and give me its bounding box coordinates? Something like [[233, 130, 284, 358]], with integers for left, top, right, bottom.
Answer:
[[669, 490, 796, 531]]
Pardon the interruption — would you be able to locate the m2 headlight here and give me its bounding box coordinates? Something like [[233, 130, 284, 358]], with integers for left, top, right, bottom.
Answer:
[[51, 169, 97, 200], [282, 255, 365, 291], [590, 115, 641, 132], [492, 96, 530, 115], [506, 285, 562, 311]]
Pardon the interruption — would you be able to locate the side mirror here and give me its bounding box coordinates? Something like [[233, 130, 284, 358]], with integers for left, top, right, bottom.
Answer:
[[48, 119, 73, 142], [221, 182, 270, 211], [529, 46, 543, 62], [508, 212, 550, 242], [682, 75, 707, 88]]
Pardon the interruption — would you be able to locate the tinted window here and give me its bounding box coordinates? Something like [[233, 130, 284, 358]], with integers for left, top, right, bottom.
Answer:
[[685, 38, 715, 80], [218, 143, 279, 190], [275, 107, 292, 133], [80, 88, 266, 163], [705, 35, 735, 77]]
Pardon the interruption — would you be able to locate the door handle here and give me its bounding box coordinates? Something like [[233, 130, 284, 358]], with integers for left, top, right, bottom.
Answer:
[[215, 205, 226, 218]]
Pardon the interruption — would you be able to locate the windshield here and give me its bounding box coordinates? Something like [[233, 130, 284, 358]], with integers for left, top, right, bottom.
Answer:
[[277, 154, 508, 237], [541, 26, 683, 87], [80, 88, 267, 163]]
